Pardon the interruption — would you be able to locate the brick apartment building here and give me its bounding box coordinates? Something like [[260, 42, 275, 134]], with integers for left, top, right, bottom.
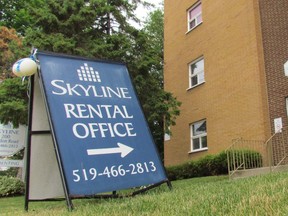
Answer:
[[163, 0, 288, 166]]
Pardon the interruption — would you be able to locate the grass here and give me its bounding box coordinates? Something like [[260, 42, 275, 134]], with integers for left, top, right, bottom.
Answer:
[[1, 172, 288, 215]]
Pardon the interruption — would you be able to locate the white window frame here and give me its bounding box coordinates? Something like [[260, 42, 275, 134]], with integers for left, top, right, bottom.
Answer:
[[187, 2, 203, 32], [188, 57, 205, 89], [189, 119, 207, 153], [286, 97, 288, 117]]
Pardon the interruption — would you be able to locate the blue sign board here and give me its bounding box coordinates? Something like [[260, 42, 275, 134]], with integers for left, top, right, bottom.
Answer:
[[36, 52, 168, 196]]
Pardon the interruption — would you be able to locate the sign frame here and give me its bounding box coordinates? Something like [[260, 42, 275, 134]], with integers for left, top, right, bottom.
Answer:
[[24, 51, 171, 211]]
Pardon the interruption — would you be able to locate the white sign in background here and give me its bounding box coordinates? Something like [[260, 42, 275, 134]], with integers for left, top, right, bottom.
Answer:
[[274, 117, 283, 133], [0, 123, 26, 157], [0, 159, 23, 168]]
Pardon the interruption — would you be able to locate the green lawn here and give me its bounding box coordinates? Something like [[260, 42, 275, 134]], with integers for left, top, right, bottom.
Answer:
[[1, 172, 288, 215]]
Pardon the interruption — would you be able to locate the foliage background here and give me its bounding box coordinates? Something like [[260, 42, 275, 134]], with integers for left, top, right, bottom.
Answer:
[[0, 0, 181, 159]]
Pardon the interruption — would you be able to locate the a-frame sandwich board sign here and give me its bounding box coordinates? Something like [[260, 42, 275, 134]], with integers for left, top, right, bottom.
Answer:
[[25, 51, 171, 211]]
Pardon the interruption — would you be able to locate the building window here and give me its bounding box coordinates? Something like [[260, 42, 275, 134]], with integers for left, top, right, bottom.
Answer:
[[190, 120, 207, 152], [187, 2, 202, 31], [188, 57, 204, 88]]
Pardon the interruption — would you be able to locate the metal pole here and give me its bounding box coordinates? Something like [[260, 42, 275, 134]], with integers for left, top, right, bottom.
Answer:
[[24, 75, 34, 211]]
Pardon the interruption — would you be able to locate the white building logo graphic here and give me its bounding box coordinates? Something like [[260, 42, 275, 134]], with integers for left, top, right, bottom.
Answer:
[[77, 63, 101, 82]]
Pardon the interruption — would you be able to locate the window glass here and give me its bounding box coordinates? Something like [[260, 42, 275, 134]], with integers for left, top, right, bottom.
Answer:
[[189, 4, 201, 19], [192, 59, 204, 74], [189, 20, 196, 29], [202, 136, 207, 148], [197, 14, 202, 23], [193, 138, 200, 149], [191, 76, 198, 86], [193, 121, 206, 136], [198, 72, 205, 83]]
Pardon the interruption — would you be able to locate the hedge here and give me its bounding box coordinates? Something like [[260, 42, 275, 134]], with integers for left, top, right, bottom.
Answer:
[[0, 176, 25, 197], [166, 150, 262, 181]]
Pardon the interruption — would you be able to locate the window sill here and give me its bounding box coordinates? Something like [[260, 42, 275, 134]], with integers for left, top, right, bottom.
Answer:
[[188, 147, 208, 154], [186, 81, 205, 91]]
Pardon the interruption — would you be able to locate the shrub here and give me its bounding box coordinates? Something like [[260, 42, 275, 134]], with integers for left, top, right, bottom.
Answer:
[[166, 153, 227, 181], [208, 151, 228, 175], [166, 150, 262, 181], [0, 176, 25, 197], [0, 167, 19, 177]]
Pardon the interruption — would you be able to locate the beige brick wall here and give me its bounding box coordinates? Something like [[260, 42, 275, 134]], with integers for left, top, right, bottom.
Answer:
[[164, 0, 270, 166]]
